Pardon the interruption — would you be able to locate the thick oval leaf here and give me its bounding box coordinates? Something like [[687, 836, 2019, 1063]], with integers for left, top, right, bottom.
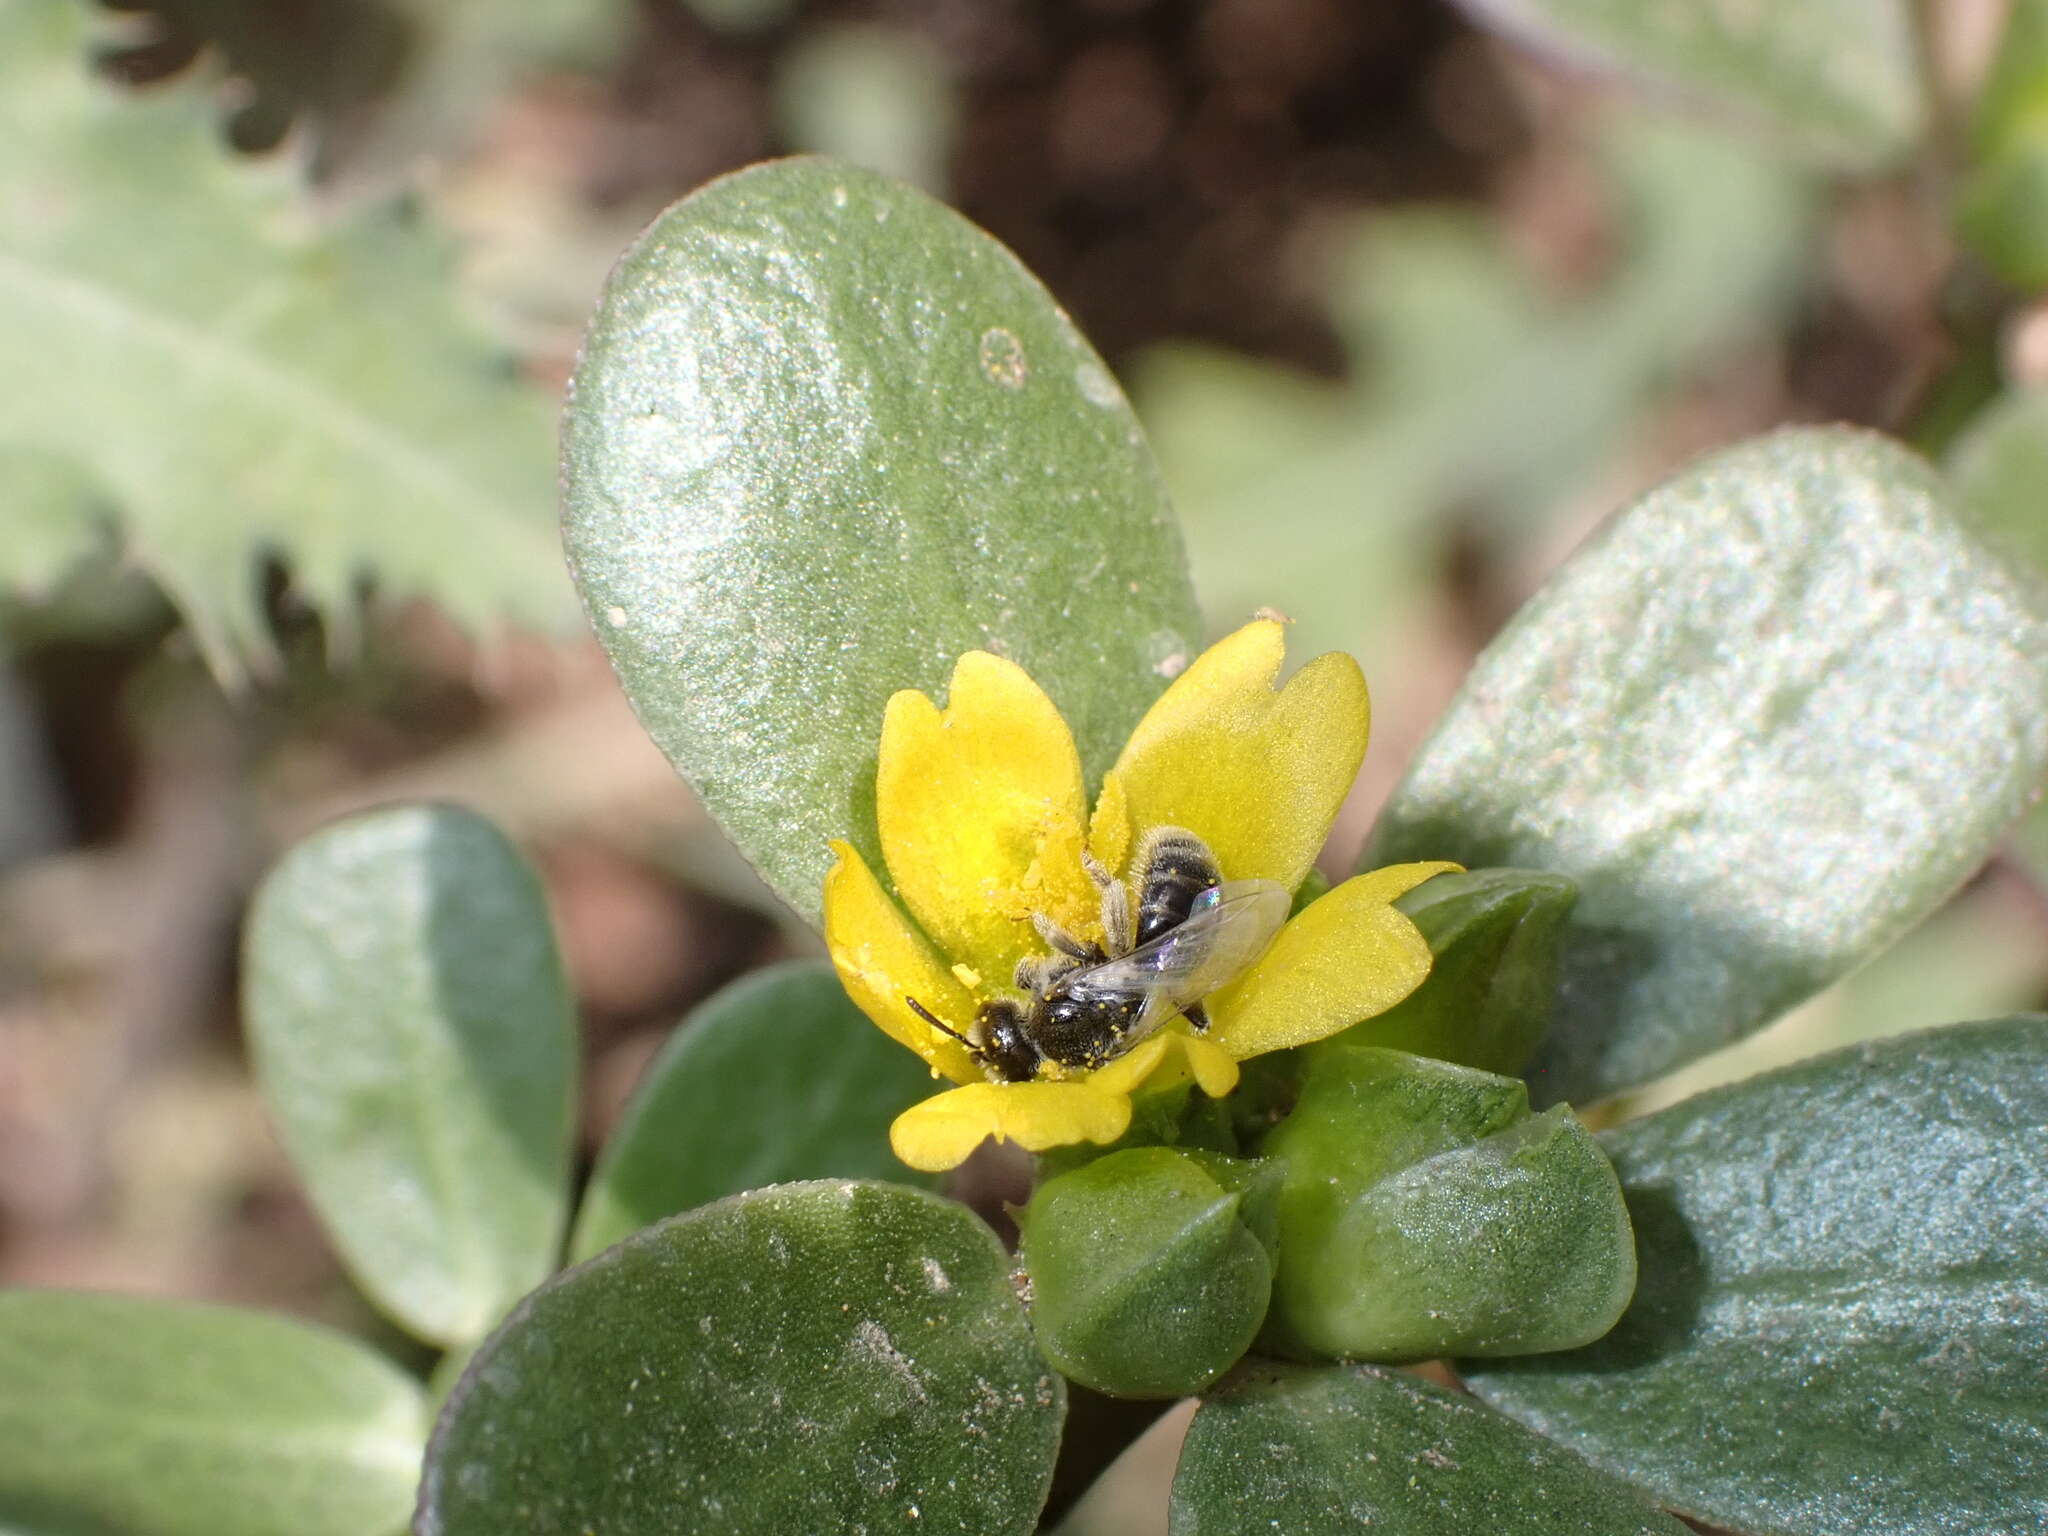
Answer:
[[1465, 1016, 2048, 1536], [420, 1181, 1064, 1535], [1019, 1147, 1274, 1399], [245, 803, 577, 1347], [1169, 1363, 1689, 1536], [562, 156, 1201, 924], [0, 1292, 425, 1536], [1451, 0, 1924, 172], [1262, 1049, 1634, 1361], [1371, 428, 2048, 1104], [568, 960, 936, 1261]]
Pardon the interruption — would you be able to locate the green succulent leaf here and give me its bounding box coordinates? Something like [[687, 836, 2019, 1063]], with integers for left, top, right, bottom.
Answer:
[[1451, 0, 1924, 172], [569, 960, 937, 1262], [0, 3, 570, 677], [1957, 0, 2048, 286], [1948, 386, 2048, 583], [1170, 1362, 1688, 1536], [245, 803, 577, 1348], [0, 1292, 425, 1536], [1314, 868, 1576, 1075], [1466, 1016, 2048, 1536], [1371, 427, 2048, 1104], [1261, 1048, 1635, 1362], [421, 1181, 1065, 1535], [1019, 1147, 1275, 1399], [562, 156, 1201, 924]]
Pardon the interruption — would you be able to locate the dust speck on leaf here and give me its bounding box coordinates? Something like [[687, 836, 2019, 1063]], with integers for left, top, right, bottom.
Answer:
[[979, 328, 1029, 390]]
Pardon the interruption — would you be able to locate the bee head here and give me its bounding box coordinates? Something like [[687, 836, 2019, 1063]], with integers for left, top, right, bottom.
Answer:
[[975, 998, 1043, 1083]]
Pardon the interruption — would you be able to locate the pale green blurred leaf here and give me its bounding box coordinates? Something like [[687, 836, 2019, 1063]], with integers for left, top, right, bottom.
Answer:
[[1139, 115, 1811, 667], [0, 1292, 425, 1536], [568, 960, 936, 1262], [563, 158, 1200, 924], [1468, 1017, 2048, 1536], [1373, 428, 2048, 1103], [1454, 0, 1925, 171], [0, 3, 572, 678], [245, 804, 577, 1348], [775, 24, 955, 192]]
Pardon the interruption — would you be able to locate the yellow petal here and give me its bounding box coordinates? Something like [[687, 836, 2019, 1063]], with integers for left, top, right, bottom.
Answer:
[[1178, 1034, 1242, 1097], [1128, 1032, 1242, 1099], [1077, 1033, 1171, 1096], [823, 840, 982, 1084], [1207, 861, 1461, 1059], [1109, 620, 1369, 890], [877, 652, 1098, 985], [889, 1080, 1134, 1172], [1088, 769, 1131, 879]]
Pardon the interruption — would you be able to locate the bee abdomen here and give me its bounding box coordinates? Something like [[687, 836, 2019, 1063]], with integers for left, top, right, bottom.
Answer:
[[1133, 826, 1223, 947]]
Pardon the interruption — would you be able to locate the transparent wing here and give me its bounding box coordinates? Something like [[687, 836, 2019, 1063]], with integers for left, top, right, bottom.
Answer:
[[1077, 878, 1291, 1035]]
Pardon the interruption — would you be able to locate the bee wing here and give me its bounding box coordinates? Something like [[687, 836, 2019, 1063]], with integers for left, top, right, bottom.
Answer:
[[1080, 878, 1292, 1034]]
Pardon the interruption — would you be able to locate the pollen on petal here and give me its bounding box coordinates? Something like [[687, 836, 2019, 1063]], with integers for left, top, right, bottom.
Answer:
[[876, 652, 1097, 985]]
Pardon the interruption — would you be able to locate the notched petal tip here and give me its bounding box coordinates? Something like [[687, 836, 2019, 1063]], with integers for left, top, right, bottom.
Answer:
[[1111, 619, 1372, 893], [876, 649, 1094, 985]]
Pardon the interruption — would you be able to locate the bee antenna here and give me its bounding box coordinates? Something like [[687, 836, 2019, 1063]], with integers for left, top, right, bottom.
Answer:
[[905, 995, 976, 1050]]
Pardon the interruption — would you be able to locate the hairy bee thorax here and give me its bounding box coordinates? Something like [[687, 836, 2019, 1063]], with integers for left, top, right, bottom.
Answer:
[[907, 826, 1284, 1086]]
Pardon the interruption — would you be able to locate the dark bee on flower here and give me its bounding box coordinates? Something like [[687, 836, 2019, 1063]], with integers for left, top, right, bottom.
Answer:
[[907, 826, 1289, 1083]]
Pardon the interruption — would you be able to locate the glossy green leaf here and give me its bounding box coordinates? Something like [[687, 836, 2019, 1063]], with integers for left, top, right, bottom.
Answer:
[[0, 4, 571, 678], [1371, 428, 2048, 1104], [1452, 0, 1923, 171], [0, 1292, 425, 1536], [569, 960, 937, 1262], [562, 156, 1201, 924], [245, 803, 577, 1347], [1019, 1148, 1274, 1399], [1261, 1048, 1635, 1362], [1314, 869, 1576, 1076], [1171, 1363, 1689, 1536], [1467, 1016, 2048, 1536], [421, 1181, 1064, 1535]]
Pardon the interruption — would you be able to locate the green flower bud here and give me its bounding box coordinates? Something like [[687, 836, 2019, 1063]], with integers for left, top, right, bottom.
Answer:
[[1314, 868, 1576, 1076], [1019, 1147, 1277, 1398], [1262, 1047, 1635, 1362]]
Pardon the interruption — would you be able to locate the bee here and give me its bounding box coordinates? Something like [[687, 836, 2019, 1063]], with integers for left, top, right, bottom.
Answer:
[[906, 827, 1290, 1083]]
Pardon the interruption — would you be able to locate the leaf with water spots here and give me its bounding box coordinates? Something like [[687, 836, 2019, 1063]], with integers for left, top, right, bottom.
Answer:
[[421, 1181, 1065, 1535], [562, 156, 1201, 924]]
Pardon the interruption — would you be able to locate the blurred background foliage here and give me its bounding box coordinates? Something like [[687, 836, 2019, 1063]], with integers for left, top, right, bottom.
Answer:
[[1, 0, 2046, 1492]]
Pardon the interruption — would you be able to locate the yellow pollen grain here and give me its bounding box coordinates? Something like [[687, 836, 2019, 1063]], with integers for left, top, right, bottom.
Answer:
[[950, 963, 982, 990]]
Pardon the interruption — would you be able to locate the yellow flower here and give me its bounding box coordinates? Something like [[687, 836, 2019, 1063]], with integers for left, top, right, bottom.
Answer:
[[824, 618, 1457, 1172]]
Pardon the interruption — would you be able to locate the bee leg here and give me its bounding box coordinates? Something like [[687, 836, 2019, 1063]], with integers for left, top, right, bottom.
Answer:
[[1183, 1001, 1211, 1033], [1081, 850, 1135, 956], [1015, 952, 1079, 993], [1032, 911, 1102, 963]]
